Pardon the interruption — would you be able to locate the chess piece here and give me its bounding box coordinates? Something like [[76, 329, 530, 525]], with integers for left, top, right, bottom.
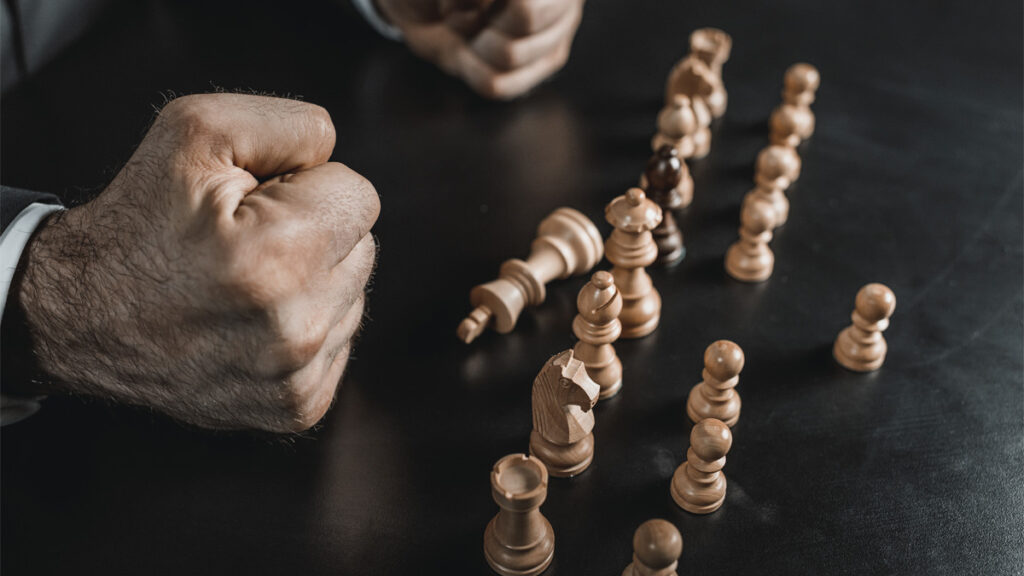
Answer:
[[457, 207, 604, 343], [671, 418, 732, 514], [833, 283, 896, 372], [663, 56, 715, 158], [484, 454, 555, 576], [725, 200, 776, 282], [651, 95, 697, 158], [605, 188, 663, 338], [781, 63, 820, 139], [530, 350, 600, 477], [573, 271, 624, 400], [742, 145, 802, 227], [769, 104, 810, 150], [689, 27, 732, 118], [687, 340, 744, 427], [621, 519, 683, 576], [644, 145, 689, 265]]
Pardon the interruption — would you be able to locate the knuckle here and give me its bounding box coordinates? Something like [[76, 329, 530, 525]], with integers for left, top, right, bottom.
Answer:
[[159, 95, 219, 138], [302, 103, 336, 153]]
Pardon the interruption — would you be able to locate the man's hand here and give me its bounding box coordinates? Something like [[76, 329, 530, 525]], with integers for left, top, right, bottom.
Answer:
[[377, 0, 584, 99], [14, 94, 380, 433]]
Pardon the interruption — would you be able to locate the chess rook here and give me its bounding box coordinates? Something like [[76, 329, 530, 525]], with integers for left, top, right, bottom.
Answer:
[[687, 340, 744, 427], [651, 95, 698, 158], [834, 283, 896, 372], [671, 418, 732, 514], [622, 519, 683, 576], [742, 145, 801, 228], [573, 271, 624, 400], [530, 350, 600, 477], [644, 145, 690, 265], [484, 454, 555, 576], [457, 207, 604, 343], [605, 189, 663, 338], [725, 200, 776, 282], [688, 27, 732, 118]]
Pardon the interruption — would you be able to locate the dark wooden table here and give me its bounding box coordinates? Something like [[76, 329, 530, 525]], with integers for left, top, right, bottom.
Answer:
[[3, 1, 1022, 574]]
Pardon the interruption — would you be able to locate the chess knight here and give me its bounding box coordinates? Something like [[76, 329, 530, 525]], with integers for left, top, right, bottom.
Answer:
[[530, 350, 600, 477]]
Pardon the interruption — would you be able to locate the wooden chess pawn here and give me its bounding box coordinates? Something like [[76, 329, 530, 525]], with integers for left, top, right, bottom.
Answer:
[[687, 340, 744, 427], [834, 283, 896, 372], [573, 272, 624, 400], [605, 188, 663, 338], [530, 350, 600, 477], [457, 207, 604, 343], [782, 63, 820, 139], [689, 27, 732, 118], [663, 56, 715, 158], [622, 519, 683, 576], [644, 145, 690, 265], [742, 145, 802, 227], [769, 104, 810, 150], [671, 418, 732, 514], [484, 454, 555, 576], [651, 95, 698, 158], [725, 200, 777, 282]]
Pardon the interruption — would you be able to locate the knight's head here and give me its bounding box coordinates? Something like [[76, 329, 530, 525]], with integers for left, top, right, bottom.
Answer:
[[552, 350, 599, 412]]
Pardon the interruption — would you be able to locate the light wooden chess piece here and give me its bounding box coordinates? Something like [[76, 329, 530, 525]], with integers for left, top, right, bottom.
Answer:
[[742, 145, 802, 228], [651, 95, 697, 158], [663, 55, 715, 158], [530, 350, 600, 477], [781, 63, 820, 139], [725, 200, 777, 282], [622, 519, 683, 576], [605, 188, 663, 338], [769, 104, 809, 150], [687, 340, 744, 427], [457, 207, 604, 344], [688, 27, 732, 118], [834, 283, 896, 372], [644, 145, 689, 265], [573, 272, 624, 400], [483, 454, 555, 576], [671, 418, 732, 514]]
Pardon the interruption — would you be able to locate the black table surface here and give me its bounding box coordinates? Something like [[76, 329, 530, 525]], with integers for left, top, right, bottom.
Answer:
[[3, 1, 1022, 574]]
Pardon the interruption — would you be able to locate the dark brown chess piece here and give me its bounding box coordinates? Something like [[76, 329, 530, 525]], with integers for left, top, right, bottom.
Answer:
[[834, 283, 896, 372], [484, 454, 555, 576], [605, 188, 663, 338], [644, 145, 690, 266], [670, 418, 732, 514], [621, 519, 683, 576], [573, 271, 624, 400]]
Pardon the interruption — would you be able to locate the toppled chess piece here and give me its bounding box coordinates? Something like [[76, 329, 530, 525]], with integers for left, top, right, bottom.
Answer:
[[834, 283, 896, 372], [671, 418, 732, 514], [605, 188, 663, 338], [573, 271, 624, 400], [725, 200, 777, 282], [484, 454, 555, 576], [530, 350, 600, 477], [457, 207, 604, 343], [622, 519, 683, 576], [687, 340, 744, 427]]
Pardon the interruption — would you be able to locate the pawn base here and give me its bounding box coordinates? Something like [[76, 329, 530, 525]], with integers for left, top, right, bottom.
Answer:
[[598, 378, 623, 400], [670, 464, 726, 515], [833, 335, 886, 372]]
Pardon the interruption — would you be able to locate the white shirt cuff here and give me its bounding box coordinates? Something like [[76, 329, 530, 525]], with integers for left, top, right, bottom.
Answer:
[[0, 202, 62, 426], [351, 0, 403, 41]]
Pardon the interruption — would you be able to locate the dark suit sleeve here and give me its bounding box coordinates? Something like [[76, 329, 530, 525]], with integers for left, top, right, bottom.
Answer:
[[1, 185, 61, 231]]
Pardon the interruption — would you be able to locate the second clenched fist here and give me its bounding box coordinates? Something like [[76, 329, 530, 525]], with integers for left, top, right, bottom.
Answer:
[[18, 94, 380, 432], [377, 0, 585, 99]]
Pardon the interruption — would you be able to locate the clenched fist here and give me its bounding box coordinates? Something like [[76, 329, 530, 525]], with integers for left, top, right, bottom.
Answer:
[[14, 94, 380, 432], [378, 0, 585, 99]]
